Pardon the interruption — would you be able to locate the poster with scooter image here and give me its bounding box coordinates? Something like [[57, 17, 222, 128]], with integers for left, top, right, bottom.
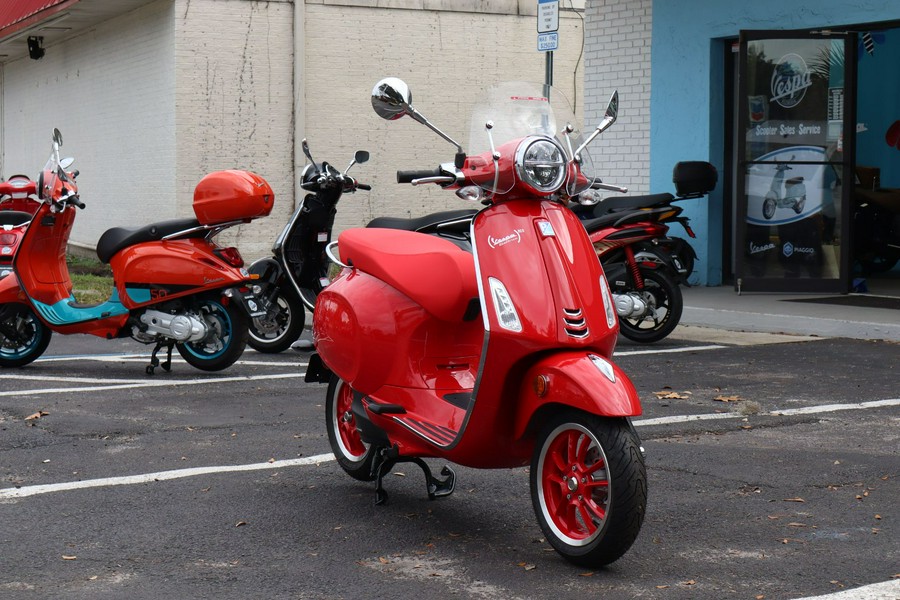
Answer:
[[744, 146, 835, 278]]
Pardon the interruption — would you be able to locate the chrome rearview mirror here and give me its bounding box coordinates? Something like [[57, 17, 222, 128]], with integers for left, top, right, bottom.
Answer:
[[371, 78, 465, 162], [53, 128, 63, 147], [371, 77, 415, 121], [574, 90, 619, 160]]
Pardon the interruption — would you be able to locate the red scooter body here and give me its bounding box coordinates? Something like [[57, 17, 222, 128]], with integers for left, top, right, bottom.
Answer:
[[0, 176, 39, 267], [0, 131, 272, 372], [311, 79, 647, 568]]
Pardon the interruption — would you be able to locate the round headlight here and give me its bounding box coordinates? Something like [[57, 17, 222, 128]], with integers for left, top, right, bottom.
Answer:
[[515, 137, 566, 193]]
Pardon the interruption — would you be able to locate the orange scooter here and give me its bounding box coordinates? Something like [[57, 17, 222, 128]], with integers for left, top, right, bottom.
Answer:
[[0, 129, 273, 373]]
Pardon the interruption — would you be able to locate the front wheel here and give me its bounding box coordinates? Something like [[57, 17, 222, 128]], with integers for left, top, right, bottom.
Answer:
[[248, 285, 306, 353], [176, 298, 248, 371], [0, 304, 52, 368], [531, 411, 647, 567], [617, 267, 683, 343], [325, 375, 378, 481], [763, 195, 776, 220]]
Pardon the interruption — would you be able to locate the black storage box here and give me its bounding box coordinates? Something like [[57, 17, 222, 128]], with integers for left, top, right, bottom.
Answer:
[[673, 161, 718, 199]]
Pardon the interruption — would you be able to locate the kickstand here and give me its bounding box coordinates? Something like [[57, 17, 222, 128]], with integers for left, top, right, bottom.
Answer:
[[147, 341, 174, 375], [373, 452, 455, 505]]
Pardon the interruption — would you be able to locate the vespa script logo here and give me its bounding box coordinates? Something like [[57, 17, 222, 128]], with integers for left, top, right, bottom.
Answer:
[[487, 228, 525, 249], [770, 53, 813, 109]]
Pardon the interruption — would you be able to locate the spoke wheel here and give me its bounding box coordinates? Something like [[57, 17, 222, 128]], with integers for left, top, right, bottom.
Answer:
[[0, 304, 51, 368], [618, 267, 682, 343], [248, 286, 306, 353], [325, 375, 377, 481], [531, 411, 646, 567], [176, 298, 248, 371]]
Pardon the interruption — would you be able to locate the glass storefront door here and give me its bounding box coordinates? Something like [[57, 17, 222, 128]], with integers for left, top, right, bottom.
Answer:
[[735, 31, 856, 293]]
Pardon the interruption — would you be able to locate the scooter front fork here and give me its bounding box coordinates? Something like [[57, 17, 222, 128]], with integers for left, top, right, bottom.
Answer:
[[372, 446, 456, 505]]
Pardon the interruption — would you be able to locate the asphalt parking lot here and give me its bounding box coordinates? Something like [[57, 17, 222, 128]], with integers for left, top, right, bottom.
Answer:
[[1, 330, 898, 600]]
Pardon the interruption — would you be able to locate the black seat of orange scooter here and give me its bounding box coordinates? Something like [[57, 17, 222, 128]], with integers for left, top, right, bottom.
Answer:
[[338, 228, 478, 322], [0, 210, 33, 226], [584, 192, 675, 217], [96, 218, 203, 263]]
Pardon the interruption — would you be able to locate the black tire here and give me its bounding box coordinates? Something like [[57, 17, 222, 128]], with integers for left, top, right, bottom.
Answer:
[[0, 304, 52, 368], [248, 286, 306, 353], [618, 267, 683, 343], [530, 411, 647, 567], [793, 196, 806, 214], [325, 375, 378, 481], [763, 196, 776, 220], [176, 298, 248, 371]]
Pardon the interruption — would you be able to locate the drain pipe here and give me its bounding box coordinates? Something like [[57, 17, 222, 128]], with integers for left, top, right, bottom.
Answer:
[[293, 0, 305, 210]]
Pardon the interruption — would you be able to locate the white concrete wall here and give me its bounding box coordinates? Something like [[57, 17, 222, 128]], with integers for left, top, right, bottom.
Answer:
[[174, 0, 295, 259], [584, 0, 651, 195], [0, 0, 176, 250], [303, 0, 587, 233]]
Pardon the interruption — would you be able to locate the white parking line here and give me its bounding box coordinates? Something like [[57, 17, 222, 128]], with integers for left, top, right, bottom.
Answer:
[[2, 396, 898, 501], [792, 580, 900, 600], [0, 370, 309, 397]]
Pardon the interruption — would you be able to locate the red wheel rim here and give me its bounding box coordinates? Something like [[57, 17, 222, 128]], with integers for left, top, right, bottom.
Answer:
[[537, 423, 610, 546], [333, 381, 368, 460]]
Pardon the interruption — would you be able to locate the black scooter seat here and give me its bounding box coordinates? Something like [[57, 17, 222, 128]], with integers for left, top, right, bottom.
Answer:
[[0, 210, 33, 226], [582, 192, 675, 218], [96, 217, 203, 263], [367, 209, 477, 232]]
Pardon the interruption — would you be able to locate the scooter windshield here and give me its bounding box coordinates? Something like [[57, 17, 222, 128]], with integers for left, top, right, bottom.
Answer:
[[466, 81, 596, 197]]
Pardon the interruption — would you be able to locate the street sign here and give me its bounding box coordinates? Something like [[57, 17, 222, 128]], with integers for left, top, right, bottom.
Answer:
[[537, 0, 559, 34], [538, 32, 558, 52]]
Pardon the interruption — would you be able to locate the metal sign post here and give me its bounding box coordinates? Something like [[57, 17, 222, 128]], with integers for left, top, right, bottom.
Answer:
[[537, 0, 559, 87]]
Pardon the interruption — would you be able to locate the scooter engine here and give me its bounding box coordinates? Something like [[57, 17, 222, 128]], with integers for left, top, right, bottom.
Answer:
[[136, 310, 209, 343], [613, 292, 649, 318]]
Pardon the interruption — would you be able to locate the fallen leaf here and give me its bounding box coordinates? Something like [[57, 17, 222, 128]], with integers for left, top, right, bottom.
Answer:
[[523, 564, 536, 571], [875, 514, 882, 520], [654, 391, 691, 399], [579, 572, 594, 577], [378, 557, 390, 564], [682, 579, 697, 585], [62, 555, 77, 560], [783, 497, 805, 503], [756, 596, 765, 599], [25, 411, 49, 420], [656, 585, 670, 589], [235, 521, 247, 527], [268, 458, 276, 463], [787, 522, 807, 528], [714, 395, 741, 402]]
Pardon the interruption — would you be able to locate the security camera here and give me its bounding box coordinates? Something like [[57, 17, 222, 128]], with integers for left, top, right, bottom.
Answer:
[[27, 36, 44, 60]]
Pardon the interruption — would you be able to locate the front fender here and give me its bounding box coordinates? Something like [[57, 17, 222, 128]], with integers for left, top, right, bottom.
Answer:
[[514, 351, 642, 440]]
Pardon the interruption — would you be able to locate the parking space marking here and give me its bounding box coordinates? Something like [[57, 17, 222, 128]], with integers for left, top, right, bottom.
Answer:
[[35, 355, 298, 367], [0, 453, 334, 499], [0, 369, 309, 397], [2, 396, 898, 501], [616, 344, 727, 356]]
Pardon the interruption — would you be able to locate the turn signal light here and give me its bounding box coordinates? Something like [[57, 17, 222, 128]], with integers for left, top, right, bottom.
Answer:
[[214, 246, 244, 268], [533, 374, 549, 397]]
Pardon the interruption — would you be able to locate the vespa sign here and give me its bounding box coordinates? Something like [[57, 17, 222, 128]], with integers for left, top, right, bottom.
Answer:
[[770, 53, 813, 109]]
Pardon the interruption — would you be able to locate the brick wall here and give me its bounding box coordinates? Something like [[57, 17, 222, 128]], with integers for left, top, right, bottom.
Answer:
[[174, 0, 295, 258], [303, 0, 587, 234], [584, 0, 652, 195]]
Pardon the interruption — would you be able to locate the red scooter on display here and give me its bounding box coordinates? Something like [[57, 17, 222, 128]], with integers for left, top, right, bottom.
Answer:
[[0, 129, 272, 373], [306, 79, 647, 567]]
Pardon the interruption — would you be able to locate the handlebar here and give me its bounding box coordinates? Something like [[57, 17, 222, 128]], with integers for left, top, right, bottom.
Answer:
[[397, 168, 442, 184]]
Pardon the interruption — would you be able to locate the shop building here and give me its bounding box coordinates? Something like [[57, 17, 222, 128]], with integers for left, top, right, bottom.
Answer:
[[585, 1, 900, 296]]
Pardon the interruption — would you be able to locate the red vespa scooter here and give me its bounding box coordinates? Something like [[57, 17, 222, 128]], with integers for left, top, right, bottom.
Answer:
[[0, 129, 272, 372], [307, 79, 647, 567]]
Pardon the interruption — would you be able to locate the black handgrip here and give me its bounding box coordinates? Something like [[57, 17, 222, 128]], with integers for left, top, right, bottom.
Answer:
[[357, 183, 371, 191], [397, 168, 441, 184]]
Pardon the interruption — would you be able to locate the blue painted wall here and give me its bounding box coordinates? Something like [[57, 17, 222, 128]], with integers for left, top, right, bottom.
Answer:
[[856, 29, 900, 187], [650, 1, 900, 285]]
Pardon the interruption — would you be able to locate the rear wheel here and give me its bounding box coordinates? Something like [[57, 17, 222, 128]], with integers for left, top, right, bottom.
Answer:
[[325, 375, 378, 481], [531, 411, 647, 567], [763, 195, 776, 220], [176, 298, 248, 371], [0, 304, 51, 368], [618, 267, 682, 343], [248, 286, 306, 353]]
